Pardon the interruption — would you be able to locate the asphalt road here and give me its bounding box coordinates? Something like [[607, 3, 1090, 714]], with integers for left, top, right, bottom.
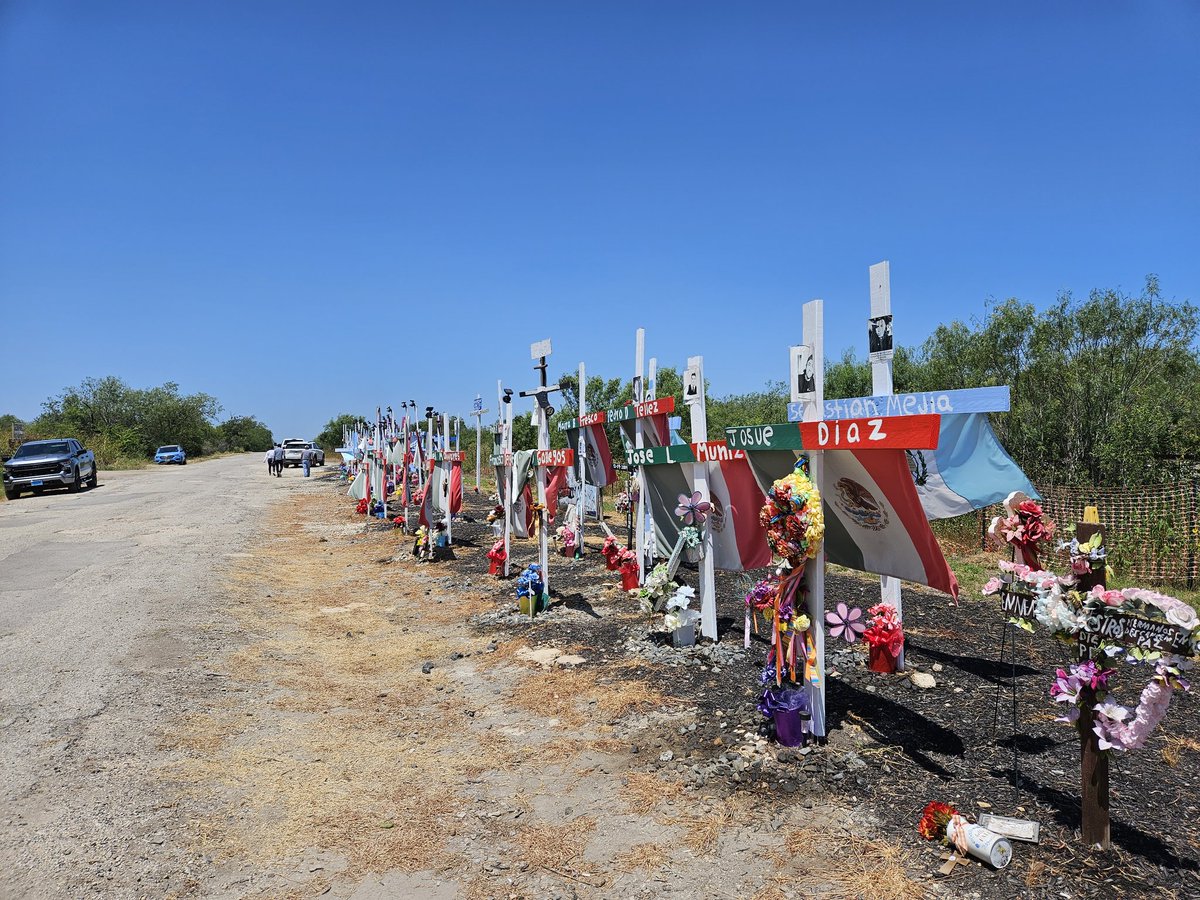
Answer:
[[0, 454, 294, 898]]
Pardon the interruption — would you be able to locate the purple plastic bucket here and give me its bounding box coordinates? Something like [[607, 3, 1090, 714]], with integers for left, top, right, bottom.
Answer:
[[773, 709, 808, 747]]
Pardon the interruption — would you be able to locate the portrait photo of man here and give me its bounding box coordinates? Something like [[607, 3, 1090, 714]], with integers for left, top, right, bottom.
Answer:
[[684, 365, 701, 404], [868, 314, 894, 360], [791, 344, 816, 401]]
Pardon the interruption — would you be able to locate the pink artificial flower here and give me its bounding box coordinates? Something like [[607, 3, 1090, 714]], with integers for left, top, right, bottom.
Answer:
[[825, 603, 866, 643]]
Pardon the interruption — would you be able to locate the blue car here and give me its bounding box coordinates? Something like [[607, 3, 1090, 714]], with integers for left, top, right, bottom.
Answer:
[[154, 444, 187, 465]]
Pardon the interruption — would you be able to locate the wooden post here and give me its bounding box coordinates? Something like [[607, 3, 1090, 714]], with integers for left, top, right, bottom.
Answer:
[[1077, 505, 1110, 849], [803, 300, 828, 738], [686, 355, 718, 641], [869, 261, 905, 670]]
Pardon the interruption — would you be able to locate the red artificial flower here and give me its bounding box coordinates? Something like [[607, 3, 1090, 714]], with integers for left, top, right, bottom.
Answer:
[[917, 801, 958, 841]]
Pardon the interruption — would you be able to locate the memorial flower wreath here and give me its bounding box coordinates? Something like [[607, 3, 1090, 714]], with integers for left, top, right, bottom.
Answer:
[[983, 492, 1200, 753], [754, 468, 824, 686]]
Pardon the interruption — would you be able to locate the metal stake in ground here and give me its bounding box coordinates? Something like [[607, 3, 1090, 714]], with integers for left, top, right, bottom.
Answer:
[[519, 339, 562, 600]]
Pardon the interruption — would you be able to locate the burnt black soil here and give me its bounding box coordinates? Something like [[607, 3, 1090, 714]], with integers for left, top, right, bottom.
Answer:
[[381, 485, 1200, 898]]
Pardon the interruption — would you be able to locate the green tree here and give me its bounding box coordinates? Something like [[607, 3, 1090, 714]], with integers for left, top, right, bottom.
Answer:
[[315, 414, 361, 452], [217, 416, 274, 452], [862, 276, 1200, 486], [35, 377, 222, 461]]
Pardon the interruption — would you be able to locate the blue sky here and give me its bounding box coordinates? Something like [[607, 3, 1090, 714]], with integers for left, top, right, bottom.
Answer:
[[2, 2, 1197, 440]]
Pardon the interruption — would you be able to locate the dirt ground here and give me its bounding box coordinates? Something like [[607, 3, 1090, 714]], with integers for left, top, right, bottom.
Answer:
[[163, 475, 927, 899], [6, 459, 1197, 899]]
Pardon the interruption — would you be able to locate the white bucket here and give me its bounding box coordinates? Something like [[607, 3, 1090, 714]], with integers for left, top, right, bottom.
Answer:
[[672, 624, 696, 648], [946, 819, 1013, 869]]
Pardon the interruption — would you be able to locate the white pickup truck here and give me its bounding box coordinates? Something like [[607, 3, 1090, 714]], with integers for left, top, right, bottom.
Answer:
[[281, 439, 325, 468]]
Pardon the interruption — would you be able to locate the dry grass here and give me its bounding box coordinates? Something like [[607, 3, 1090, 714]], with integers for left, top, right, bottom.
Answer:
[[661, 793, 757, 856], [164, 490, 483, 876], [1161, 734, 1200, 767], [613, 841, 669, 873], [778, 827, 924, 900], [621, 772, 675, 815], [507, 666, 674, 727], [1025, 859, 1047, 888], [511, 816, 597, 872]]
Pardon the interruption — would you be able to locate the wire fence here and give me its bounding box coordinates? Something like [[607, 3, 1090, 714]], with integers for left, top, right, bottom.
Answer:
[[944, 481, 1200, 588]]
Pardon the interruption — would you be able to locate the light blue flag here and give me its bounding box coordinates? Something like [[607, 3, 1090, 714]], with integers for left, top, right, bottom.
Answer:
[[909, 413, 1038, 519]]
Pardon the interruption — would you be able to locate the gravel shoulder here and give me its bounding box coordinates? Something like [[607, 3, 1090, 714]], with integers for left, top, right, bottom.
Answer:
[[0, 455, 298, 898]]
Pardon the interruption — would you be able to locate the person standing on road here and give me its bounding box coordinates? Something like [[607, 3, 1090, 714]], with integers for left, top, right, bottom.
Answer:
[[301, 446, 313, 477], [273, 444, 285, 477], [265, 447, 274, 476]]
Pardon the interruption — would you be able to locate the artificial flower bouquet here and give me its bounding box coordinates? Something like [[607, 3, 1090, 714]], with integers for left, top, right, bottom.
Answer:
[[555, 524, 577, 557], [863, 602, 904, 673], [617, 548, 640, 591], [988, 491, 1055, 571], [411, 525, 429, 559], [760, 469, 824, 564], [632, 563, 678, 614], [356, 498, 370, 516], [918, 801, 1012, 869], [663, 585, 701, 646], [601, 536, 622, 570], [614, 490, 632, 514], [678, 525, 702, 563], [486, 539, 507, 576], [980, 490, 1200, 757], [516, 563, 546, 615]]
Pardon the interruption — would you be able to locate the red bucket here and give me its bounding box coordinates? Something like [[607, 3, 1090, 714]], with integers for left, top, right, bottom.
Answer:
[[620, 570, 640, 591], [868, 643, 898, 674]]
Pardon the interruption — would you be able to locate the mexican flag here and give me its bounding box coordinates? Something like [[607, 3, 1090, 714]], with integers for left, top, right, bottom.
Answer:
[[742, 446, 958, 597], [641, 454, 771, 571], [566, 423, 617, 489], [347, 470, 366, 500]]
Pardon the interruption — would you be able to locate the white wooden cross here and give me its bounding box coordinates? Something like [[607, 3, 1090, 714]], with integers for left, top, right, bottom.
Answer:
[[470, 394, 489, 493], [519, 339, 562, 597], [441, 413, 452, 546], [685, 355, 719, 641], [575, 362, 588, 555], [633, 329, 648, 584], [870, 262, 905, 669], [500, 383, 515, 577]]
